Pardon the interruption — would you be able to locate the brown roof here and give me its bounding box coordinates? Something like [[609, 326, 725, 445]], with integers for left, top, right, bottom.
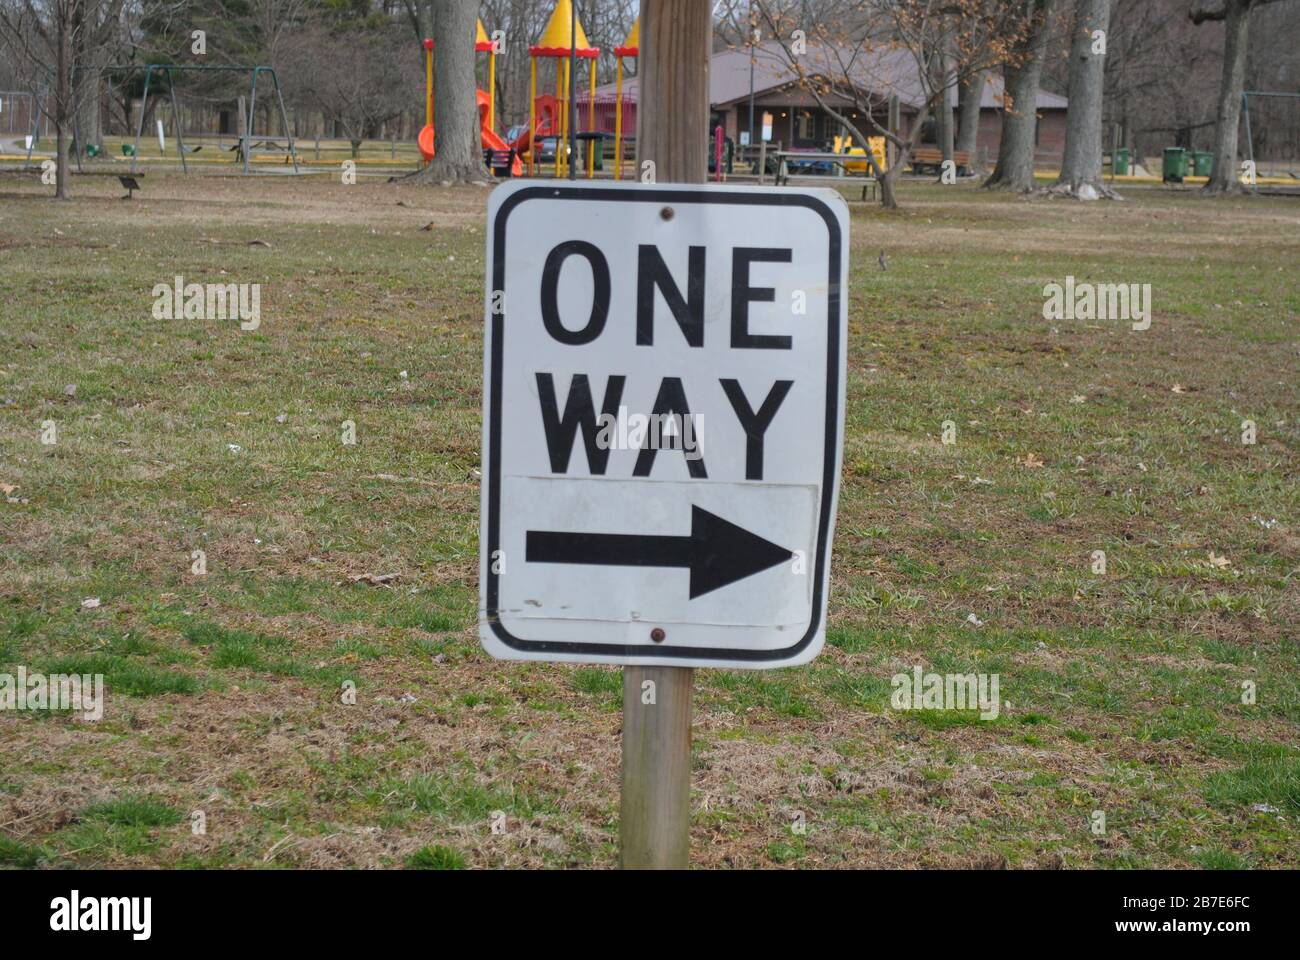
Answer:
[[599, 42, 1067, 112]]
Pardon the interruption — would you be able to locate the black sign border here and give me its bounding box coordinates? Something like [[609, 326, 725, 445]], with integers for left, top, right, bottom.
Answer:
[[485, 184, 843, 663]]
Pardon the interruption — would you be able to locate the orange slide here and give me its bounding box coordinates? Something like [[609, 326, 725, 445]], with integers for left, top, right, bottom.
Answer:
[[419, 89, 522, 176]]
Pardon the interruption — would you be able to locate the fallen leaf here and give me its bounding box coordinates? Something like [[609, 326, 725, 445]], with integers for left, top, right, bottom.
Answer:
[[1022, 452, 1045, 468], [1207, 551, 1231, 569]]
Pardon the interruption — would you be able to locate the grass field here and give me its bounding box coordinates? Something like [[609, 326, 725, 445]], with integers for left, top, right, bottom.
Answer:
[[0, 170, 1296, 869]]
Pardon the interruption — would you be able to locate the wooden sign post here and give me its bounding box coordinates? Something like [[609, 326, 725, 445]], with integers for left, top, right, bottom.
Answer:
[[621, 0, 711, 870], [478, 0, 846, 874]]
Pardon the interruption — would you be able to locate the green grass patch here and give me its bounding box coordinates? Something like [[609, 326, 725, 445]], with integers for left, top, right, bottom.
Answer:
[[404, 844, 466, 869]]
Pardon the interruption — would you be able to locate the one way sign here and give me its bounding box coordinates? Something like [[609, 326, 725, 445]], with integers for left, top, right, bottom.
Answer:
[[480, 181, 847, 668]]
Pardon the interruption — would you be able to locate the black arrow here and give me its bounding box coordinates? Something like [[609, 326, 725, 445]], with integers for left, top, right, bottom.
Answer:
[[525, 505, 794, 599]]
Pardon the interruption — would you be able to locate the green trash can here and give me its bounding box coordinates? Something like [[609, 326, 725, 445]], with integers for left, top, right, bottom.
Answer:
[[1192, 150, 1213, 177], [85, 143, 100, 158], [575, 132, 603, 172], [121, 143, 135, 157], [1113, 147, 1130, 176], [1162, 147, 1188, 183]]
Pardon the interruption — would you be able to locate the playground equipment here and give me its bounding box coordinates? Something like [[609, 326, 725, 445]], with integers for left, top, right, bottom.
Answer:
[[1242, 90, 1300, 194], [613, 19, 639, 179], [124, 64, 298, 175], [418, 21, 522, 176], [526, 0, 599, 178], [476, 20, 497, 131], [0, 90, 46, 163]]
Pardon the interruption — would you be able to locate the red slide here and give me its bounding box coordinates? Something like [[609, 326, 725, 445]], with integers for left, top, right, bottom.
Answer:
[[508, 95, 558, 166], [417, 89, 522, 176]]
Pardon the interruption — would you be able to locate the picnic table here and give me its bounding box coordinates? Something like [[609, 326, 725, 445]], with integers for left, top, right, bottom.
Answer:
[[771, 149, 878, 201]]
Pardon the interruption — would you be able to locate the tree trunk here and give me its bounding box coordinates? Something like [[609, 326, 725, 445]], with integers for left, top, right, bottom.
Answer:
[[985, 0, 1053, 192], [956, 70, 984, 174], [1205, 0, 1251, 194], [416, 0, 485, 183], [934, 48, 954, 174], [1053, 0, 1118, 199], [54, 2, 71, 199]]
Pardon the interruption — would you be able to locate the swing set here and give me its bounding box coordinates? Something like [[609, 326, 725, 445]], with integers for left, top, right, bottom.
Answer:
[[116, 63, 298, 175]]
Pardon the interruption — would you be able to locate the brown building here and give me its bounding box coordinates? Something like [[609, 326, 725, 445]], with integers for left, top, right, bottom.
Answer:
[[594, 43, 1068, 170]]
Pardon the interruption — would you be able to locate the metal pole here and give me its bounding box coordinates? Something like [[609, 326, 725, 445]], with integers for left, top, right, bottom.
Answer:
[[425, 39, 434, 168], [528, 57, 536, 176], [132, 69, 152, 175], [615, 57, 623, 179], [268, 67, 299, 173], [747, 3, 756, 167], [587, 58, 595, 178], [245, 70, 259, 175], [567, 0, 577, 181], [167, 67, 188, 174], [1241, 92, 1256, 194], [621, 0, 708, 870], [25, 89, 40, 164]]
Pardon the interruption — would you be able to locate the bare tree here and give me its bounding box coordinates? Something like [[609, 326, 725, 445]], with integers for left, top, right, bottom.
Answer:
[[984, 0, 1058, 192], [280, 20, 414, 157], [0, 0, 126, 199], [1190, 0, 1291, 194], [748, 0, 1031, 209], [1049, 0, 1117, 198], [413, 0, 484, 182], [955, 68, 985, 172]]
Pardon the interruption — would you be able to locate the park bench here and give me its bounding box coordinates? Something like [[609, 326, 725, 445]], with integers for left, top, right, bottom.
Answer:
[[483, 147, 517, 178], [772, 149, 879, 202], [909, 147, 971, 175]]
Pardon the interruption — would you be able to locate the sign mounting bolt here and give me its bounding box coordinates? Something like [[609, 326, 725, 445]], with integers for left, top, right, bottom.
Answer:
[[660, 207, 674, 221], [650, 628, 666, 643]]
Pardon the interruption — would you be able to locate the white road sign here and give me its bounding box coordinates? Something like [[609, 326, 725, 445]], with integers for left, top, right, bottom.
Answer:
[[480, 181, 847, 668]]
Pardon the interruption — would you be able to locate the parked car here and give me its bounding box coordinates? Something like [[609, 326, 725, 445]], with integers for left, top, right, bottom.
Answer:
[[536, 136, 570, 164]]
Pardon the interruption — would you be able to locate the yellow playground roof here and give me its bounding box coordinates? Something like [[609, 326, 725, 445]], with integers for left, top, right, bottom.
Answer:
[[530, 0, 599, 58], [615, 19, 639, 57]]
